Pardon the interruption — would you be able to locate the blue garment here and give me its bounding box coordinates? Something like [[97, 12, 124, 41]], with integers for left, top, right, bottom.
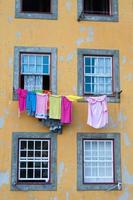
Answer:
[[26, 92, 36, 116]]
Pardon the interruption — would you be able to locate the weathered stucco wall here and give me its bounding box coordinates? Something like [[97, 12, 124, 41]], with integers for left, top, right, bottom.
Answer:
[[0, 0, 133, 199]]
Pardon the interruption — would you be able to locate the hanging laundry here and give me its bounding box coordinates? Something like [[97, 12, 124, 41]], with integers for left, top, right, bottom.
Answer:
[[86, 95, 108, 129], [61, 96, 72, 124], [26, 91, 36, 116], [66, 95, 82, 101], [35, 93, 48, 119], [17, 88, 27, 112], [49, 95, 61, 119]]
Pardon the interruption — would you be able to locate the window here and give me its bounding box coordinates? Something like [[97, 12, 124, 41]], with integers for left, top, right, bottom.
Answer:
[[83, 0, 110, 15], [13, 47, 57, 100], [22, 0, 51, 13], [84, 140, 114, 183], [77, 49, 120, 103], [15, 0, 58, 20], [11, 132, 57, 191], [20, 53, 50, 91], [77, 133, 121, 190], [84, 56, 113, 95], [77, 0, 118, 22]]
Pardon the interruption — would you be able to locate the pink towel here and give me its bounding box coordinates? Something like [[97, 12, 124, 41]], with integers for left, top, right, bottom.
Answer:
[[17, 88, 27, 112], [35, 93, 48, 119], [61, 96, 72, 124], [86, 95, 108, 129]]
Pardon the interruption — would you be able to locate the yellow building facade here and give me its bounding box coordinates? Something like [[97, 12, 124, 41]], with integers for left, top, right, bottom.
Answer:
[[0, 0, 133, 199]]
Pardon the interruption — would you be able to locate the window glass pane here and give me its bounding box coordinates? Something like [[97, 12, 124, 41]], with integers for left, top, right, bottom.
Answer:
[[22, 55, 28, 64], [43, 65, 49, 74], [29, 55, 35, 64], [36, 56, 43, 65], [21, 141, 27, 150], [36, 65, 43, 73], [42, 169, 48, 178], [28, 141, 34, 150], [42, 141, 48, 150], [20, 169, 26, 178], [85, 57, 90, 65], [43, 56, 49, 64], [28, 169, 33, 178], [20, 162, 26, 168]]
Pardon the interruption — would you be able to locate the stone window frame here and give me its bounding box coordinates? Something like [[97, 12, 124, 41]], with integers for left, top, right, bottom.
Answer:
[[15, 0, 58, 20], [77, 49, 120, 103], [77, 0, 118, 22], [11, 132, 57, 191], [13, 46, 57, 100], [77, 133, 122, 191]]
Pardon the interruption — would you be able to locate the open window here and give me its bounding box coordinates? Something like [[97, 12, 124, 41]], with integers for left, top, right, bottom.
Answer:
[[20, 53, 50, 91], [83, 0, 110, 15], [13, 47, 57, 100], [15, 0, 58, 20], [21, 0, 51, 13], [77, 0, 118, 22]]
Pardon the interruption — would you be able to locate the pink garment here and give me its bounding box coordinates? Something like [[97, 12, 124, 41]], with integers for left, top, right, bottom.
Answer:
[[17, 88, 27, 112], [61, 96, 72, 124], [86, 95, 108, 129], [35, 93, 48, 119]]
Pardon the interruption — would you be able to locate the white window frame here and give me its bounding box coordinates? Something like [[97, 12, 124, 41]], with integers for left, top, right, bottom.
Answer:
[[11, 132, 57, 191], [21, 53, 50, 75], [18, 139, 50, 182], [84, 56, 113, 95], [83, 139, 114, 183]]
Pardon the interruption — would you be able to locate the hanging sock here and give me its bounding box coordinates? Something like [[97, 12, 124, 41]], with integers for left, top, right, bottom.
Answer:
[[61, 96, 72, 124], [35, 93, 48, 119], [17, 88, 27, 113], [49, 95, 61, 119], [86, 95, 108, 129]]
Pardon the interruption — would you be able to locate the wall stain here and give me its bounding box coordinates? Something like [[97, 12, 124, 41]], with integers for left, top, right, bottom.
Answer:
[[58, 161, 65, 184], [66, 192, 70, 200], [65, 0, 72, 12], [118, 187, 130, 200], [122, 56, 127, 64], [76, 38, 85, 46], [0, 117, 5, 128], [123, 166, 133, 184], [0, 171, 9, 189], [123, 132, 131, 147]]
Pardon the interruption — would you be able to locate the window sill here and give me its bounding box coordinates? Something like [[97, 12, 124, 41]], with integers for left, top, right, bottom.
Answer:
[[77, 13, 118, 22]]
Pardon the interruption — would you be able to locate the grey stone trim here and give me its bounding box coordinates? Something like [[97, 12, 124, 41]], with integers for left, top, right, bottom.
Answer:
[[15, 0, 58, 20], [77, 48, 120, 103], [13, 46, 57, 100], [11, 132, 57, 191], [77, 0, 118, 22], [77, 133, 121, 191]]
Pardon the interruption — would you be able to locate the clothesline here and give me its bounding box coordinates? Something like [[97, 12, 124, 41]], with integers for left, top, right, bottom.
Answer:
[[17, 88, 109, 129]]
